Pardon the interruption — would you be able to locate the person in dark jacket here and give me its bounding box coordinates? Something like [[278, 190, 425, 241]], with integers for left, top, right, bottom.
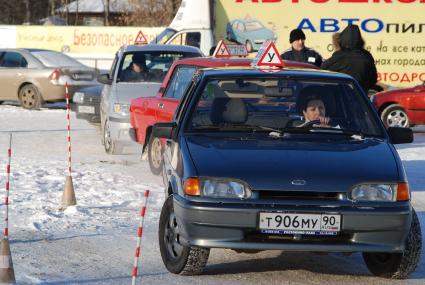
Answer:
[[281, 28, 322, 67], [321, 25, 377, 93]]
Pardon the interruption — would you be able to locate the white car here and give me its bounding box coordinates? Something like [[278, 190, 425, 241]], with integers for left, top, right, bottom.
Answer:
[[98, 44, 202, 154]]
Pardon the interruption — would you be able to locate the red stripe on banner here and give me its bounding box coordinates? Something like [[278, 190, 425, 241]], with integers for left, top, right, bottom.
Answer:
[[138, 227, 143, 237], [132, 267, 138, 277], [141, 207, 146, 217], [135, 247, 140, 257], [4, 228, 8, 237], [144, 190, 150, 197], [6, 165, 10, 173], [5, 182, 9, 191]]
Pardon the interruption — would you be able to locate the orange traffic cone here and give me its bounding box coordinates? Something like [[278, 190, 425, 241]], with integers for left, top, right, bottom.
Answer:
[[61, 175, 77, 209], [0, 238, 16, 284]]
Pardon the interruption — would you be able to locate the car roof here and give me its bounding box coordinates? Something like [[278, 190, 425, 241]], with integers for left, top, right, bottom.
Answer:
[[197, 66, 354, 81], [121, 44, 202, 54]]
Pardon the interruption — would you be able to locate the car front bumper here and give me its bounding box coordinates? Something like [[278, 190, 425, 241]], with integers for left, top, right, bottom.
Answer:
[[173, 195, 411, 253], [108, 117, 136, 145]]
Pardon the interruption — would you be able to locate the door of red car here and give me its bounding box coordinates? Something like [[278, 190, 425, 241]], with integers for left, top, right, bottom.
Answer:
[[156, 65, 198, 122], [411, 82, 425, 124]]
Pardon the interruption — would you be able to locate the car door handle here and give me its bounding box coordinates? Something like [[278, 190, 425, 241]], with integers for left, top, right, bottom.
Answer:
[[158, 103, 164, 109]]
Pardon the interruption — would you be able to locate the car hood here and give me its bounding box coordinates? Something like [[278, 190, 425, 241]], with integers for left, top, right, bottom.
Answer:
[[185, 136, 398, 192], [115, 82, 161, 104]]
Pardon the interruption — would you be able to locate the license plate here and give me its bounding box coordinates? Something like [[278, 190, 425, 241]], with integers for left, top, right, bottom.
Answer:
[[78, 105, 95, 114], [259, 212, 341, 235]]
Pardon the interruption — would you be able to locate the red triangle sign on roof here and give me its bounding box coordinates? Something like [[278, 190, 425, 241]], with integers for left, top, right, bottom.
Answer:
[[212, 40, 231, 57], [134, 30, 148, 45], [256, 42, 284, 67]]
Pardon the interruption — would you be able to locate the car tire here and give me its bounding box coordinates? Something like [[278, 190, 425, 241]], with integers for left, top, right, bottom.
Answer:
[[380, 104, 410, 128], [362, 209, 422, 279], [19, 84, 43, 110], [148, 135, 163, 175], [103, 120, 123, 155], [159, 196, 210, 275], [246, 40, 254, 53]]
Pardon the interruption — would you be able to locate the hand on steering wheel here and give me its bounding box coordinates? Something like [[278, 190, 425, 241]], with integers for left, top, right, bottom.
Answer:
[[302, 117, 331, 128]]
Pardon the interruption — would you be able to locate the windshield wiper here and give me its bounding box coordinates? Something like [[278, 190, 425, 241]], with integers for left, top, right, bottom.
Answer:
[[283, 127, 367, 140]]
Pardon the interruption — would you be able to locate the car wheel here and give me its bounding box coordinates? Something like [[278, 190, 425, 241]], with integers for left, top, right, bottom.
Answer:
[[246, 40, 254, 53], [381, 104, 410, 128], [159, 196, 210, 275], [19, 84, 43, 110], [103, 120, 122, 155], [362, 209, 422, 279], [148, 135, 163, 175]]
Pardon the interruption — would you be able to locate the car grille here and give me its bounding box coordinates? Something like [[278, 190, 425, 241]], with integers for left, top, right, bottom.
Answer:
[[258, 190, 341, 200], [83, 95, 100, 104], [245, 231, 352, 244]]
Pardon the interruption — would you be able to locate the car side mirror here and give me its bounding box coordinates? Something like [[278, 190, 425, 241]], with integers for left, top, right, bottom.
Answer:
[[97, 73, 112, 85], [152, 122, 176, 139], [388, 127, 413, 144]]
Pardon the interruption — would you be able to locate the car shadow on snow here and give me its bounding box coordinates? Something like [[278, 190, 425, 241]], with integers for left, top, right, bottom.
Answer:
[[402, 160, 425, 192]]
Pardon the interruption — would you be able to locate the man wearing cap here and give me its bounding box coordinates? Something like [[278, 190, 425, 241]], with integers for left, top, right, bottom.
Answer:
[[121, 53, 152, 82], [281, 28, 322, 67]]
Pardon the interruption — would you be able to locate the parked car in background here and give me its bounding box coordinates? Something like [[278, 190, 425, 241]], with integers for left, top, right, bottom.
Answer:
[[226, 18, 277, 52], [0, 49, 98, 109], [72, 84, 103, 125], [130, 57, 316, 174], [98, 44, 202, 155], [153, 66, 420, 278], [372, 81, 425, 128]]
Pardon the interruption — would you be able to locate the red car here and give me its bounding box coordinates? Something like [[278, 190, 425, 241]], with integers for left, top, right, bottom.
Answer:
[[130, 57, 317, 174], [372, 81, 425, 128]]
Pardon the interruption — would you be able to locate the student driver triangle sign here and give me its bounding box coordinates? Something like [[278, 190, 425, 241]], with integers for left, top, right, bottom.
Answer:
[[134, 30, 148, 45], [257, 42, 284, 67], [213, 40, 230, 57]]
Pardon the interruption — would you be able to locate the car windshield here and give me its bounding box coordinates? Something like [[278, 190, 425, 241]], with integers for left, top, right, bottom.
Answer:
[[31, 51, 84, 68], [150, 28, 177, 44], [245, 21, 264, 31], [117, 51, 199, 83], [188, 78, 384, 138]]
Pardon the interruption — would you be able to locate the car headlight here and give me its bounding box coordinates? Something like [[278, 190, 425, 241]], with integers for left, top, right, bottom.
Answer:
[[113, 103, 130, 116], [349, 183, 410, 202], [183, 177, 252, 199], [73, 92, 84, 104]]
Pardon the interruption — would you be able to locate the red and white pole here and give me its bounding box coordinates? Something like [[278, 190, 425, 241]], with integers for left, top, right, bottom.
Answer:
[[4, 134, 12, 239], [61, 82, 77, 208], [131, 190, 150, 285], [66, 82, 72, 176]]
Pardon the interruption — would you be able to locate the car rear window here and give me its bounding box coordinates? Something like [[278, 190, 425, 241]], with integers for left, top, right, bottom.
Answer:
[[31, 51, 84, 68]]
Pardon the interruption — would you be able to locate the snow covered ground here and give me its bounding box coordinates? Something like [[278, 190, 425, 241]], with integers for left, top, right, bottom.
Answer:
[[0, 104, 424, 285]]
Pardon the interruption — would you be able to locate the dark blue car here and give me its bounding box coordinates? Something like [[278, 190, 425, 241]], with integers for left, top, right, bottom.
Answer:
[[153, 67, 421, 278]]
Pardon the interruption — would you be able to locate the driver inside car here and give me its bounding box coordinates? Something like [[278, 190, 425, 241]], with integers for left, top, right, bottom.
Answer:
[[297, 94, 331, 127]]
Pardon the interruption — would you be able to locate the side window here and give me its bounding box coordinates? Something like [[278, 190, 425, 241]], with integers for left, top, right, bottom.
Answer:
[[164, 66, 197, 99], [0, 52, 27, 68], [109, 53, 119, 79], [185, 32, 201, 49], [169, 33, 185, 45]]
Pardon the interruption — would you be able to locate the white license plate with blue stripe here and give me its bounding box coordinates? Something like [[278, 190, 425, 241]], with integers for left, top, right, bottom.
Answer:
[[259, 213, 341, 235]]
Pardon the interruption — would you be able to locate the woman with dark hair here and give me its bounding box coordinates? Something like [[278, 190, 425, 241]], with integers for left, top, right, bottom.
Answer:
[[321, 25, 377, 94], [297, 94, 331, 127]]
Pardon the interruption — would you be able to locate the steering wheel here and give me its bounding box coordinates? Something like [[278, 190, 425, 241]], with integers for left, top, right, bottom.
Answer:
[[301, 119, 322, 128]]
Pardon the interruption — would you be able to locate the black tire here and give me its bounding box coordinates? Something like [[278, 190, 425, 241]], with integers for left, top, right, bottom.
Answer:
[[362, 209, 422, 279], [19, 84, 43, 110], [103, 120, 123, 155], [148, 135, 163, 175], [380, 104, 410, 128], [159, 196, 210, 275], [246, 40, 254, 53]]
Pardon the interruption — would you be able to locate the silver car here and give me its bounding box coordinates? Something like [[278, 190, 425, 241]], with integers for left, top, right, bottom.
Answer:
[[0, 49, 98, 109], [98, 44, 202, 154]]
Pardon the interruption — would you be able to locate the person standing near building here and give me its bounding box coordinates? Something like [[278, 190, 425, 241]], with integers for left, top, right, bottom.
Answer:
[[321, 25, 377, 94], [281, 28, 322, 67]]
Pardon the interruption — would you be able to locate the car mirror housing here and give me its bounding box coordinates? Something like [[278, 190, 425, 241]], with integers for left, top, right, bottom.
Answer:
[[97, 73, 112, 85], [152, 122, 176, 139], [388, 127, 413, 144]]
